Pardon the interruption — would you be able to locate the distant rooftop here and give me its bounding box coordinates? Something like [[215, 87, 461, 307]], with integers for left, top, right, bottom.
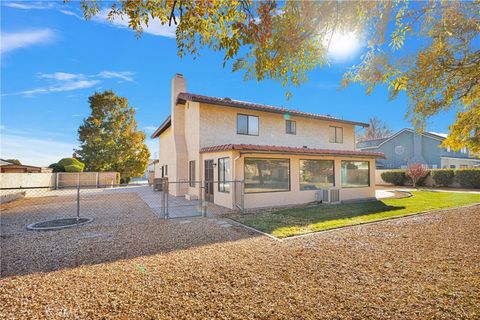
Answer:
[[357, 128, 447, 149]]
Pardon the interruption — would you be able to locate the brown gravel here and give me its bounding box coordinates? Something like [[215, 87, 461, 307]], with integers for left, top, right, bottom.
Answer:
[[1, 195, 479, 319]]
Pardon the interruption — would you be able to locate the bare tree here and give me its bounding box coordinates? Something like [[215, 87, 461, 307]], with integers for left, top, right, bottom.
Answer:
[[357, 117, 393, 142]]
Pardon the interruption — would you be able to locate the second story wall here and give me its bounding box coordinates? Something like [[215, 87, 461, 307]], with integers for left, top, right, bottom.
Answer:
[[198, 103, 356, 150]]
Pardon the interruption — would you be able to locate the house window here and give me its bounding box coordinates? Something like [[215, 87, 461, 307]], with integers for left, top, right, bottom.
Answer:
[[218, 157, 231, 193], [299, 160, 334, 190], [237, 114, 259, 135], [341, 161, 370, 188], [329, 126, 343, 143], [286, 120, 296, 135], [450, 165, 456, 169], [165, 165, 168, 176], [189, 160, 195, 187], [244, 158, 290, 193]]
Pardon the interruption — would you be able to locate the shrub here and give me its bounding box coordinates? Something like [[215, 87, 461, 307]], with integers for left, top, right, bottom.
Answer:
[[48, 163, 64, 172], [406, 163, 430, 188], [381, 170, 406, 185], [454, 169, 480, 189], [431, 170, 455, 187], [64, 164, 83, 172], [58, 158, 85, 171], [403, 170, 430, 187]]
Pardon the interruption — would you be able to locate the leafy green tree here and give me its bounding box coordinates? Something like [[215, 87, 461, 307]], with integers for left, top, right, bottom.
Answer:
[[76, 90, 150, 181], [75, 0, 479, 153]]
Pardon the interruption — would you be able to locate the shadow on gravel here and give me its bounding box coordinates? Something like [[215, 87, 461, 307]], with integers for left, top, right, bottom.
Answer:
[[0, 192, 259, 278]]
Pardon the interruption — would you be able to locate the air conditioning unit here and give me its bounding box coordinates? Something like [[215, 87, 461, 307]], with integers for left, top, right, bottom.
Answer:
[[329, 188, 340, 203], [315, 189, 330, 203], [315, 188, 340, 204]]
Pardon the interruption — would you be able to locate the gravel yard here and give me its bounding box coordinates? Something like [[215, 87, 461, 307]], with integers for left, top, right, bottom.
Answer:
[[0, 192, 255, 277], [1, 196, 479, 319]]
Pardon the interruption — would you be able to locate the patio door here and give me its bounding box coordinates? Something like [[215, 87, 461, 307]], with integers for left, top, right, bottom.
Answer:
[[204, 160, 214, 202]]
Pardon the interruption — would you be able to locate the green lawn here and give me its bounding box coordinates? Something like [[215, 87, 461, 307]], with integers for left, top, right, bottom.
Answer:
[[229, 191, 480, 238]]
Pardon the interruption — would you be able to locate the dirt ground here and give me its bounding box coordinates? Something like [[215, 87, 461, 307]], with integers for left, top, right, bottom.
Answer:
[[1, 194, 479, 319]]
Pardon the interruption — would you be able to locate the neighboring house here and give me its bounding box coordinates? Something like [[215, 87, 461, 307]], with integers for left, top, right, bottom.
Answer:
[[151, 74, 384, 209], [0, 159, 46, 173], [356, 128, 480, 169]]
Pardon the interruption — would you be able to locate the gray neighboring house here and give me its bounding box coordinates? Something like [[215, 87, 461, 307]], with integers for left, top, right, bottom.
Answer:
[[356, 128, 480, 169]]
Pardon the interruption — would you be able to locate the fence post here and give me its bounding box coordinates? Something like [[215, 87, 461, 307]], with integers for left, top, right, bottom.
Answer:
[[202, 181, 207, 217], [55, 173, 59, 189], [76, 185, 80, 220], [96, 172, 99, 188], [164, 179, 169, 219], [241, 180, 245, 214]]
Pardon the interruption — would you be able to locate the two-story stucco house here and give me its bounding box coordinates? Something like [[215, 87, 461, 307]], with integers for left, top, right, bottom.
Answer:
[[151, 74, 384, 209], [357, 128, 480, 169]]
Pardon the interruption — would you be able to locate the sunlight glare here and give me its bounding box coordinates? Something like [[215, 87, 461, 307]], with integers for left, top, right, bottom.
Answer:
[[324, 31, 362, 61]]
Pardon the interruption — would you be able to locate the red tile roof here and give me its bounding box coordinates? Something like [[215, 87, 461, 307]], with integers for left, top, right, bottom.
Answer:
[[177, 92, 369, 127], [200, 144, 385, 158]]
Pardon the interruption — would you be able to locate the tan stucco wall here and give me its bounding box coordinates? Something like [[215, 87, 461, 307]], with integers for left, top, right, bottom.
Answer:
[[185, 101, 201, 195], [199, 103, 356, 150], [154, 82, 376, 207], [157, 126, 176, 180], [201, 150, 237, 209], [231, 153, 376, 209]]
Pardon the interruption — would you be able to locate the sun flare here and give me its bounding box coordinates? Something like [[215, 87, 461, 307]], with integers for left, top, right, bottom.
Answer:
[[324, 31, 362, 61]]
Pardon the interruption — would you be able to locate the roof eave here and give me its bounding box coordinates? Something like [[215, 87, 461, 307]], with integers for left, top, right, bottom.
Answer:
[[200, 145, 384, 159], [177, 94, 369, 127], [236, 150, 385, 159], [150, 116, 172, 139]]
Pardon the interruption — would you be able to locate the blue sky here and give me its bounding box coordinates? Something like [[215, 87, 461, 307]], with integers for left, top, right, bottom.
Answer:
[[1, 1, 456, 166]]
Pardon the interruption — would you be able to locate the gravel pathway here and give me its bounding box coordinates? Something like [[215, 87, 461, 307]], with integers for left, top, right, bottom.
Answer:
[[1, 197, 479, 319]]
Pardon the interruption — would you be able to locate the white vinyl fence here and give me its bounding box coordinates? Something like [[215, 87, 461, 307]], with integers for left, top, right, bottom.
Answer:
[[0, 172, 119, 189]]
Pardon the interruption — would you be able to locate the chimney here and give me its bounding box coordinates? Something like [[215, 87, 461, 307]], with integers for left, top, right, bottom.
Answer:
[[171, 73, 186, 112]]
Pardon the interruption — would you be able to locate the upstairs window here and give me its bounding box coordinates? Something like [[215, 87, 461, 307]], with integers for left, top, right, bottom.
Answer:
[[329, 126, 343, 143], [286, 120, 296, 135], [237, 114, 259, 135]]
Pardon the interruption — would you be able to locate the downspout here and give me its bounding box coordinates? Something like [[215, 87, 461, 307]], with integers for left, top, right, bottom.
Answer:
[[233, 153, 242, 181], [233, 153, 243, 211]]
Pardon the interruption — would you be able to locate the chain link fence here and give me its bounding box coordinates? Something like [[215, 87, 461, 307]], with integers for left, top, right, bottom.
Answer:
[[1, 180, 245, 226]]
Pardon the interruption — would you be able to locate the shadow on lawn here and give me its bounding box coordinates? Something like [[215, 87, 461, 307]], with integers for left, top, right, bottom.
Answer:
[[236, 200, 407, 235]]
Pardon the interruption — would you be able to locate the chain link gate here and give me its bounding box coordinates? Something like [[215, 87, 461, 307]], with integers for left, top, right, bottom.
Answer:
[[159, 179, 244, 219], [160, 180, 205, 219]]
